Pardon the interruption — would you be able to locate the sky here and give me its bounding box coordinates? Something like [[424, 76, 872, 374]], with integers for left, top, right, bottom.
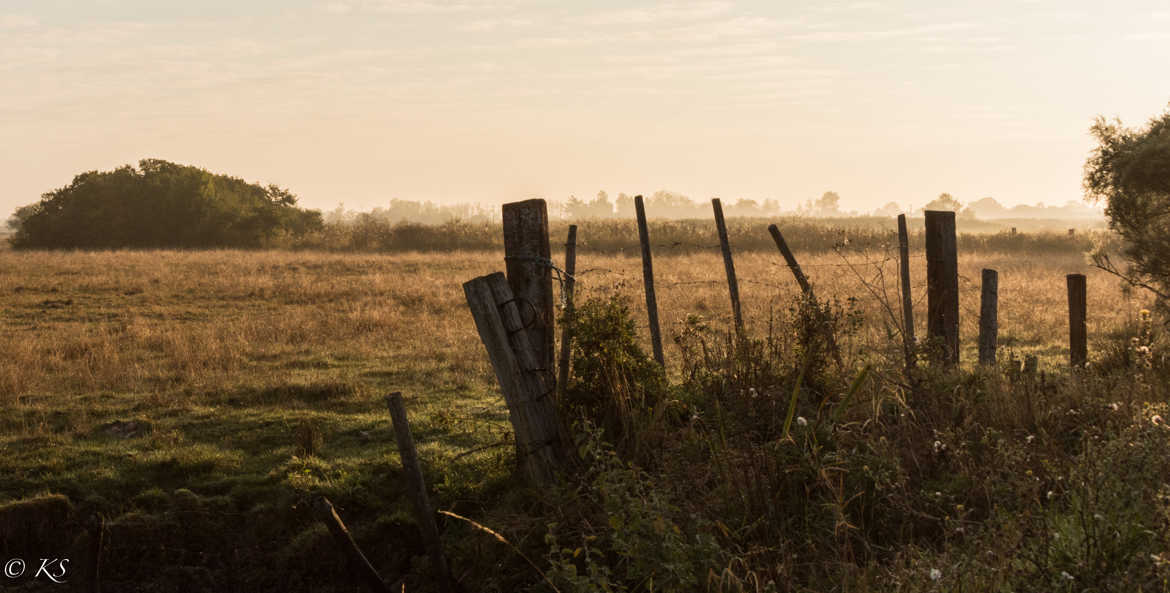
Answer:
[[2, 0, 1168, 216]]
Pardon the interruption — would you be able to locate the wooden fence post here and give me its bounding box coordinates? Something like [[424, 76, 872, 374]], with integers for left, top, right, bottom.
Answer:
[[978, 269, 998, 365], [711, 198, 743, 335], [897, 214, 916, 371], [925, 210, 959, 366], [635, 195, 666, 367], [313, 496, 393, 593], [502, 199, 554, 373], [385, 393, 455, 593], [556, 225, 577, 398], [464, 272, 564, 483], [87, 515, 103, 593], [1067, 273, 1087, 367], [767, 224, 812, 295]]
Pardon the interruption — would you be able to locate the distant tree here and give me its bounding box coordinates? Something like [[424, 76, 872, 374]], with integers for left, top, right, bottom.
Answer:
[[966, 197, 1007, 219], [1084, 105, 1170, 300], [588, 190, 615, 218], [615, 193, 635, 218], [8, 159, 322, 249], [564, 195, 588, 219], [814, 191, 841, 216], [922, 192, 962, 213], [873, 201, 902, 217], [727, 198, 761, 217]]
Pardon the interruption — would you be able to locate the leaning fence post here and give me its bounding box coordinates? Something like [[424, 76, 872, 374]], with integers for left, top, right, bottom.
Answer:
[[978, 269, 998, 365], [635, 195, 666, 367], [711, 198, 743, 335], [464, 272, 564, 483], [502, 199, 555, 373], [1067, 273, 1087, 367], [556, 225, 578, 398], [313, 496, 393, 593], [925, 210, 959, 367], [767, 224, 812, 295], [897, 214, 916, 371], [385, 393, 455, 593]]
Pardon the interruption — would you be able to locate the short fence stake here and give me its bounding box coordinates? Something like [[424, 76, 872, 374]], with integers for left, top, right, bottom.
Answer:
[[767, 224, 812, 295], [313, 496, 392, 593], [1067, 273, 1087, 367], [925, 210, 960, 367], [87, 514, 103, 593], [502, 199, 555, 372], [979, 269, 998, 365], [712, 198, 743, 335], [897, 214, 916, 371], [556, 225, 577, 398], [635, 195, 666, 367], [385, 393, 455, 593]]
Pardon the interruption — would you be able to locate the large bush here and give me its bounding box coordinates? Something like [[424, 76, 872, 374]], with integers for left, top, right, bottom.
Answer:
[[1084, 104, 1170, 301], [8, 159, 322, 249]]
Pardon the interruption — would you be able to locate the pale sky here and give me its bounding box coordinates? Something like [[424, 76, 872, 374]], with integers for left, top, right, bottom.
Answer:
[[2, 0, 1168, 216]]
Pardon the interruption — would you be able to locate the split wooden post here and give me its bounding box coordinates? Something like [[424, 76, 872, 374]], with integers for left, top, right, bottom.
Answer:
[[767, 224, 812, 295], [897, 214, 916, 371], [1067, 273, 1087, 367], [711, 198, 743, 335], [502, 199, 555, 373], [925, 210, 960, 367], [385, 393, 455, 593], [556, 225, 578, 399], [978, 269, 998, 365], [313, 496, 392, 593], [464, 272, 564, 483], [635, 195, 666, 367]]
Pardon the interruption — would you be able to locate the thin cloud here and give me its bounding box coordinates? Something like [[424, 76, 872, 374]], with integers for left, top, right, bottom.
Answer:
[[578, 1, 733, 26], [457, 17, 534, 32], [0, 14, 38, 29], [789, 22, 977, 42]]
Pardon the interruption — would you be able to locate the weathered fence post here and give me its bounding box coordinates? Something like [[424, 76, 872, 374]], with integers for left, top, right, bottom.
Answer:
[[556, 225, 577, 398], [767, 224, 812, 295], [897, 214, 916, 371], [1067, 273, 1087, 367], [385, 393, 455, 593], [502, 199, 555, 373], [635, 195, 666, 367], [978, 269, 998, 365], [711, 198, 743, 335], [1024, 354, 1038, 375], [313, 496, 393, 593], [87, 514, 103, 593], [925, 210, 959, 366], [464, 272, 564, 483]]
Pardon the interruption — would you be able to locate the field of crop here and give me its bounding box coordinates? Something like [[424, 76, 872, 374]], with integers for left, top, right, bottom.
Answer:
[[0, 235, 1162, 591]]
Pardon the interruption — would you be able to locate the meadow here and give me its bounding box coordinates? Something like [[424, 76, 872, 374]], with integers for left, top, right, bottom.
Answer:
[[0, 228, 1164, 591]]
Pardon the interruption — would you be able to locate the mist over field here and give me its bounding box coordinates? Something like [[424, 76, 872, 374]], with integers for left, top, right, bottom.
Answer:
[[4, 0, 1170, 591]]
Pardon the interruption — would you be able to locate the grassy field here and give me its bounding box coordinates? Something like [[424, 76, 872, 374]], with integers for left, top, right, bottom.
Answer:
[[0, 242, 1160, 591]]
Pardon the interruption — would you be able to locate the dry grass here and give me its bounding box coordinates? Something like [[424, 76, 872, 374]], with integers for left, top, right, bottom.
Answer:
[[1, 246, 1143, 405], [0, 244, 1152, 589]]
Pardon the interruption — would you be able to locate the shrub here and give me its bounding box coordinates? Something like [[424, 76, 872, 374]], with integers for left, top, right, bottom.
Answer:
[[9, 159, 322, 249]]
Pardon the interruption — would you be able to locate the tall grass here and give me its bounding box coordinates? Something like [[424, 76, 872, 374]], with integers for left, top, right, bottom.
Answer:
[[293, 217, 1108, 256]]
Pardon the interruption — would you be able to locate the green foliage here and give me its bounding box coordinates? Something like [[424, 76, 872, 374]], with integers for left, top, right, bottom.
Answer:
[[1084, 105, 1170, 301], [9, 159, 322, 249], [544, 424, 724, 593], [561, 296, 674, 455]]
